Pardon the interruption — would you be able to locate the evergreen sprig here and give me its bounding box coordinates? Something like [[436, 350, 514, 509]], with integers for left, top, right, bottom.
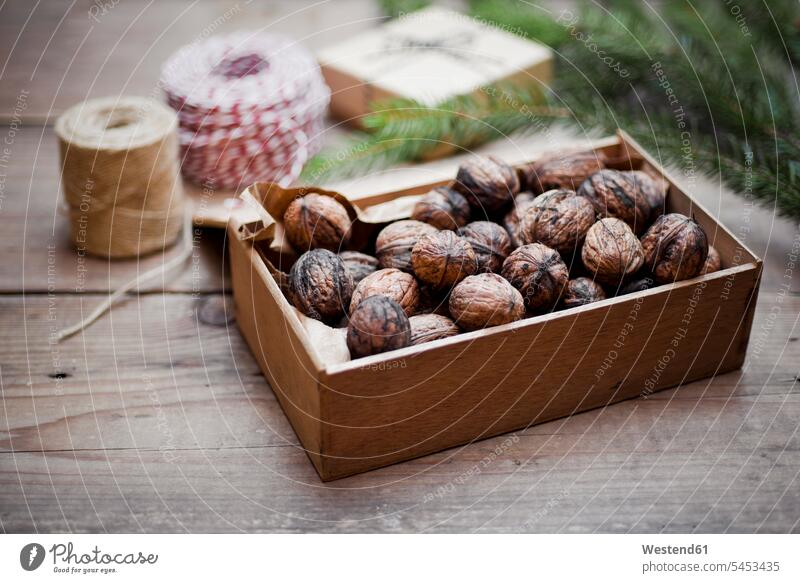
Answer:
[[304, 0, 800, 220]]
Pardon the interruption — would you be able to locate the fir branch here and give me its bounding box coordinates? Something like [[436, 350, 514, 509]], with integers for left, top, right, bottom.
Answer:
[[308, 0, 800, 220]]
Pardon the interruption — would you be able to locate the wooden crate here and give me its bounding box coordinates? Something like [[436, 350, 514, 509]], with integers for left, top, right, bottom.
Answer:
[[227, 131, 762, 481]]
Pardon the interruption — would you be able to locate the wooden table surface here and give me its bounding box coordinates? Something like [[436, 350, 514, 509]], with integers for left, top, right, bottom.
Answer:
[[2, 0, 799, 533]]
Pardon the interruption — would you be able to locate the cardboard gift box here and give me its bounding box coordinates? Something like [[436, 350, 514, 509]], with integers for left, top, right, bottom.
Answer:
[[317, 7, 553, 124], [227, 131, 762, 481]]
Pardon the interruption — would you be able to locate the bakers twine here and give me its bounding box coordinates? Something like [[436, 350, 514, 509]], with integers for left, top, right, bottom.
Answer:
[[55, 97, 192, 342], [55, 96, 185, 258], [160, 31, 330, 190]]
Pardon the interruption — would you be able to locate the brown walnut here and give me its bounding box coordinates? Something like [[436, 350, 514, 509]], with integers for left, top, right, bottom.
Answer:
[[501, 243, 569, 311], [339, 251, 378, 286], [375, 220, 438, 272], [519, 189, 596, 254], [503, 192, 536, 248], [411, 231, 477, 290], [521, 150, 607, 194], [449, 273, 525, 331], [454, 155, 520, 216], [578, 169, 653, 234], [349, 268, 420, 316], [347, 296, 411, 359], [581, 218, 645, 287], [409, 314, 461, 345], [562, 277, 607, 309], [640, 213, 708, 283], [458, 221, 512, 273], [701, 245, 722, 275], [283, 193, 351, 252], [411, 186, 471, 230], [288, 249, 353, 323]]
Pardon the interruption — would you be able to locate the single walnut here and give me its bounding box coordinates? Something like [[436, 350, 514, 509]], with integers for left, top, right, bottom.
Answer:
[[503, 192, 536, 248], [411, 231, 477, 290], [347, 296, 411, 358], [640, 213, 708, 283], [288, 249, 353, 323], [501, 243, 569, 310], [283, 193, 351, 251], [454, 155, 520, 216], [578, 169, 652, 234], [582, 218, 644, 287], [519, 189, 596, 255], [339, 251, 378, 286], [449, 273, 525, 331], [701, 245, 722, 275], [458, 221, 512, 273], [375, 220, 438, 272], [411, 186, 471, 230], [630, 170, 667, 220], [349, 268, 420, 316], [521, 150, 606, 194], [562, 277, 607, 309], [409, 314, 461, 345]]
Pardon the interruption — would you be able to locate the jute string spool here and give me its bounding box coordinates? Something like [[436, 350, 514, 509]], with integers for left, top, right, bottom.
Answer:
[[55, 96, 184, 258], [55, 97, 193, 341]]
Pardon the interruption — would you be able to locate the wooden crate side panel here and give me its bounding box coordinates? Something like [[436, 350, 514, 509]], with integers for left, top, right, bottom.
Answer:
[[228, 230, 324, 472], [317, 266, 759, 480]]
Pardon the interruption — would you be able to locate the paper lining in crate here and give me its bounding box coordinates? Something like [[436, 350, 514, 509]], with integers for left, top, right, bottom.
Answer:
[[317, 7, 553, 124], [228, 131, 761, 481]]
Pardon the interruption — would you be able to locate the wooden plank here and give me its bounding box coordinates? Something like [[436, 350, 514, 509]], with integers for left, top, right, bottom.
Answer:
[[0, 0, 381, 122], [1, 294, 798, 531], [2, 444, 798, 533]]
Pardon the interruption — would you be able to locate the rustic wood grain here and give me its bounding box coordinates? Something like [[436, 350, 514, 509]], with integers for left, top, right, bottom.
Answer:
[[0, 0, 381, 122], [1, 294, 798, 532]]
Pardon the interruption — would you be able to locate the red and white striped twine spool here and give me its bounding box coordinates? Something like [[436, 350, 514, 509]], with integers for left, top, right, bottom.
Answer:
[[160, 32, 330, 190]]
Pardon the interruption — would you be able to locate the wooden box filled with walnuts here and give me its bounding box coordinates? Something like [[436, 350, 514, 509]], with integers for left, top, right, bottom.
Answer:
[[228, 131, 762, 481]]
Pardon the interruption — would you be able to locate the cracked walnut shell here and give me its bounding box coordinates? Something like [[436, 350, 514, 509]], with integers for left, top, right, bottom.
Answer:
[[411, 231, 477, 290], [375, 220, 438, 272], [581, 218, 645, 287], [409, 314, 460, 345], [347, 296, 411, 358], [519, 189, 596, 254], [458, 221, 512, 274], [449, 273, 525, 331], [288, 249, 353, 323], [501, 243, 569, 311], [640, 213, 708, 283], [454, 155, 520, 216], [283, 193, 351, 251], [349, 268, 420, 316], [411, 186, 471, 230]]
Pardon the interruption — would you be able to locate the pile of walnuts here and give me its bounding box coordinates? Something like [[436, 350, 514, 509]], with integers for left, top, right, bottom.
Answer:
[[281, 152, 717, 359]]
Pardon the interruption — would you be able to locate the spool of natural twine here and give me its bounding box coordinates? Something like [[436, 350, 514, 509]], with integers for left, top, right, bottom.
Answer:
[[55, 96, 184, 258]]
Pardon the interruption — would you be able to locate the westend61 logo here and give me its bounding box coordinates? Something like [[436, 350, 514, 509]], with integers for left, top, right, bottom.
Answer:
[[19, 542, 158, 574]]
